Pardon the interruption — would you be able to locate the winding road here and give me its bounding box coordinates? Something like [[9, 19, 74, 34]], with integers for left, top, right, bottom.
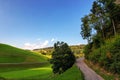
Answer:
[[76, 58, 104, 80]]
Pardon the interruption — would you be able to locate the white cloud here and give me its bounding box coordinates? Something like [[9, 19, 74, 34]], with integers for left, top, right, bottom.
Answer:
[[51, 38, 55, 42], [23, 40, 49, 50], [77, 43, 81, 45], [23, 43, 34, 50], [41, 40, 49, 48]]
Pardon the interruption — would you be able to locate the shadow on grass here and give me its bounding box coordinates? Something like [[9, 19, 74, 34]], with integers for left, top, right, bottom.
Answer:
[[0, 76, 6, 80]]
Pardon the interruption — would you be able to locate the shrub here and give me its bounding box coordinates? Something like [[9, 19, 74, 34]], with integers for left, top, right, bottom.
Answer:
[[109, 37, 120, 73], [83, 43, 93, 59], [85, 35, 120, 74]]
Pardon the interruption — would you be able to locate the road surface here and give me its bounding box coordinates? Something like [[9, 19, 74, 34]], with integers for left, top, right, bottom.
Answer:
[[76, 58, 104, 80]]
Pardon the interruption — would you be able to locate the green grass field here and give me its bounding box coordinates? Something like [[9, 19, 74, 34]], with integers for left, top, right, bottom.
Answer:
[[0, 66, 52, 80], [0, 65, 84, 80], [0, 43, 47, 63], [0, 43, 84, 80], [51, 65, 84, 80]]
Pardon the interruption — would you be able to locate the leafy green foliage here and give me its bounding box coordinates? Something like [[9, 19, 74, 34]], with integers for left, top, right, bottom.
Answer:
[[50, 41, 75, 74], [83, 43, 92, 59], [86, 60, 120, 80], [109, 37, 120, 73], [85, 36, 120, 74], [81, 15, 92, 43]]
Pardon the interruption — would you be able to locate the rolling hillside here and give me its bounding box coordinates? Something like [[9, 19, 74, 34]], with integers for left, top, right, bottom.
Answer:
[[0, 43, 47, 63], [0, 43, 84, 80]]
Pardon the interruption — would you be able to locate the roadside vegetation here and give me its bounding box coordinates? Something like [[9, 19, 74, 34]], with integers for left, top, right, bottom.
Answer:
[[85, 60, 120, 80], [80, 0, 120, 79]]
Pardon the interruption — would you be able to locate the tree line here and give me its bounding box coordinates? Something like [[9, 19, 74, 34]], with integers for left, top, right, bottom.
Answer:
[[81, 0, 120, 43], [80, 0, 120, 74]]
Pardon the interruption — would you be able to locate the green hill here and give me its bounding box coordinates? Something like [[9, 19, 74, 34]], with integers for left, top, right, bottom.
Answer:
[[0, 43, 47, 63]]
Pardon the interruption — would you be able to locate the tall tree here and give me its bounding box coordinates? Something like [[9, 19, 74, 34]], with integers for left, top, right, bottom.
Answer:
[[81, 15, 92, 43], [90, 1, 111, 39], [99, 0, 120, 35]]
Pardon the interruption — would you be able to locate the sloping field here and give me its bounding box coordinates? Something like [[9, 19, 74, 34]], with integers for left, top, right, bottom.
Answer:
[[0, 43, 84, 80], [0, 43, 47, 63]]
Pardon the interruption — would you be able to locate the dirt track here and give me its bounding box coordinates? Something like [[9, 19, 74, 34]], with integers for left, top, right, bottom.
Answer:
[[76, 58, 104, 80]]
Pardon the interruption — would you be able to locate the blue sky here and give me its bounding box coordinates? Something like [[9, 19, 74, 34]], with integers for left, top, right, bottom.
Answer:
[[0, 0, 94, 49]]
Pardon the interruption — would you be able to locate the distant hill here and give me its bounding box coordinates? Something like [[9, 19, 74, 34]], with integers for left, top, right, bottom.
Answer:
[[33, 44, 85, 57], [0, 43, 47, 63], [70, 44, 85, 54]]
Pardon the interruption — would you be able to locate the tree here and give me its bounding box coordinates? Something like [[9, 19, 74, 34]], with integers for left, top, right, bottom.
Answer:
[[81, 15, 92, 43], [50, 41, 75, 74], [98, 0, 120, 35], [80, 0, 120, 74], [91, 1, 112, 39]]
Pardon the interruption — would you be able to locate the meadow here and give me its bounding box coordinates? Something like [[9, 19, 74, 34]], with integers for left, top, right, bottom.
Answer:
[[0, 43, 84, 80], [0, 64, 83, 80]]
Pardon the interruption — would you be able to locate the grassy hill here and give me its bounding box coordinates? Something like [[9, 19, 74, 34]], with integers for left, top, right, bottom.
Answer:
[[0, 43, 47, 63], [0, 43, 84, 80]]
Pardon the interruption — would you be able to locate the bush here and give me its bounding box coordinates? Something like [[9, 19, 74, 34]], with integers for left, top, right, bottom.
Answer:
[[109, 37, 120, 73], [83, 43, 93, 59], [85, 35, 120, 74]]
